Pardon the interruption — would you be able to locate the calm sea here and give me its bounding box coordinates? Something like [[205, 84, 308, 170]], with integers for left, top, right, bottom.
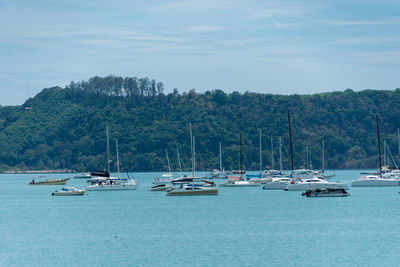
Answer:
[[1, 170, 400, 266]]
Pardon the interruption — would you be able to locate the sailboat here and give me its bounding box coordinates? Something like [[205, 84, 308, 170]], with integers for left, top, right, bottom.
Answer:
[[153, 149, 174, 185], [261, 136, 286, 183], [352, 115, 400, 187], [219, 133, 260, 187], [211, 142, 226, 178], [150, 149, 175, 191], [318, 140, 335, 179], [247, 130, 264, 183], [283, 112, 348, 191], [86, 125, 138, 191], [166, 124, 218, 196], [263, 112, 295, 190]]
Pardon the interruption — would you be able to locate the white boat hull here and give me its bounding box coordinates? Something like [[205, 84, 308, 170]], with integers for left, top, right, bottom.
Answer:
[[351, 179, 399, 187], [219, 182, 260, 187], [85, 183, 137, 191], [263, 182, 290, 189], [149, 185, 173, 191]]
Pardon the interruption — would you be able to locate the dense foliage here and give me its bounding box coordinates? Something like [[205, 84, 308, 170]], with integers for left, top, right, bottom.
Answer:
[[1, 75, 400, 172]]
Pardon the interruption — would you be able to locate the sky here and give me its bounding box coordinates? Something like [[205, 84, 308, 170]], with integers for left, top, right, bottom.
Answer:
[[0, 0, 399, 105]]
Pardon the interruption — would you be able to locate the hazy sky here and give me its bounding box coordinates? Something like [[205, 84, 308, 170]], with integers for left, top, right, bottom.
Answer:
[[1, 0, 399, 105]]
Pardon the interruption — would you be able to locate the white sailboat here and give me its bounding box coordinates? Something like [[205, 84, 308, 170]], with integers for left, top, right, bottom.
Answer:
[[86, 125, 138, 191], [211, 142, 226, 178], [264, 112, 295, 189], [285, 177, 349, 191], [153, 149, 174, 185], [248, 130, 264, 183], [352, 115, 400, 187], [261, 137, 286, 183], [166, 124, 218, 196]]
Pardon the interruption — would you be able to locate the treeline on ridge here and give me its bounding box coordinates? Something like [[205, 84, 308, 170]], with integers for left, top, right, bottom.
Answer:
[[1, 75, 400, 173]]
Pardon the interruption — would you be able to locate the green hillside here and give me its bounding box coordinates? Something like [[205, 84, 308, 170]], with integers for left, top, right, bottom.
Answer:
[[1, 75, 399, 172]]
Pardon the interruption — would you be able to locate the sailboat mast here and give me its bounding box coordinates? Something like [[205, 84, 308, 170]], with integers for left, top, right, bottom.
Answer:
[[106, 124, 110, 173], [190, 123, 194, 177], [306, 143, 309, 169], [176, 148, 183, 175], [288, 111, 294, 174], [279, 137, 283, 172], [193, 136, 196, 176], [219, 142, 222, 171], [240, 132, 243, 181], [271, 137, 274, 170], [376, 115, 382, 177], [116, 139, 120, 173], [259, 129, 262, 174], [166, 149, 172, 175], [322, 140, 325, 172], [398, 128, 400, 156], [383, 141, 387, 167]]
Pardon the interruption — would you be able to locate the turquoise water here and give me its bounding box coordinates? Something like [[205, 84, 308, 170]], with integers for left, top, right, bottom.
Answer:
[[1, 170, 400, 266]]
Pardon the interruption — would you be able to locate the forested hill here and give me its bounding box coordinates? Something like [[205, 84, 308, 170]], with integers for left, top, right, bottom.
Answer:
[[1, 75, 400, 172]]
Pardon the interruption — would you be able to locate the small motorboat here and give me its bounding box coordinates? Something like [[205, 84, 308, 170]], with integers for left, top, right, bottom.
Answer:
[[302, 188, 349, 197], [149, 184, 173, 191], [52, 187, 86, 196], [29, 178, 70, 185]]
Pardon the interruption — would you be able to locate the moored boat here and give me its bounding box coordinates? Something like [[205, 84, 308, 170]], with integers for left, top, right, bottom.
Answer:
[[351, 175, 399, 187], [149, 184, 173, 191], [351, 115, 400, 187], [85, 179, 138, 191], [263, 177, 293, 190], [165, 186, 218, 196], [285, 178, 348, 191], [302, 188, 349, 197], [52, 187, 86, 196], [29, 178, 70, 185], [219, 133, 259, 187], [219, 179, 260, 187]]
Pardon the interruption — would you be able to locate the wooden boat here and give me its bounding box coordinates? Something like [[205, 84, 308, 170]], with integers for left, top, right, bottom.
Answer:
[[29, 178, 70, 185]]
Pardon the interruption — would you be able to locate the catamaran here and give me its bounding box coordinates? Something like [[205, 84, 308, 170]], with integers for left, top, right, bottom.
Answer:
[[166, 123, 218, 196], [352, 115, 400, 187]]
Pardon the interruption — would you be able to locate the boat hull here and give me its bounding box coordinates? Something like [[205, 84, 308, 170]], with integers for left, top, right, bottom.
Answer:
[[52, 190, 86, 196], [165, 188, 218, 196], [149, 185, 172, 191], [85, 183, 137, 191], [30, 178, 70, 185], [219, 182, 260, 187], [263, 182, 290, 190], [351, 179, 399, 187], [303, 190, 349, 197], [285, 182, 348, 191]]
